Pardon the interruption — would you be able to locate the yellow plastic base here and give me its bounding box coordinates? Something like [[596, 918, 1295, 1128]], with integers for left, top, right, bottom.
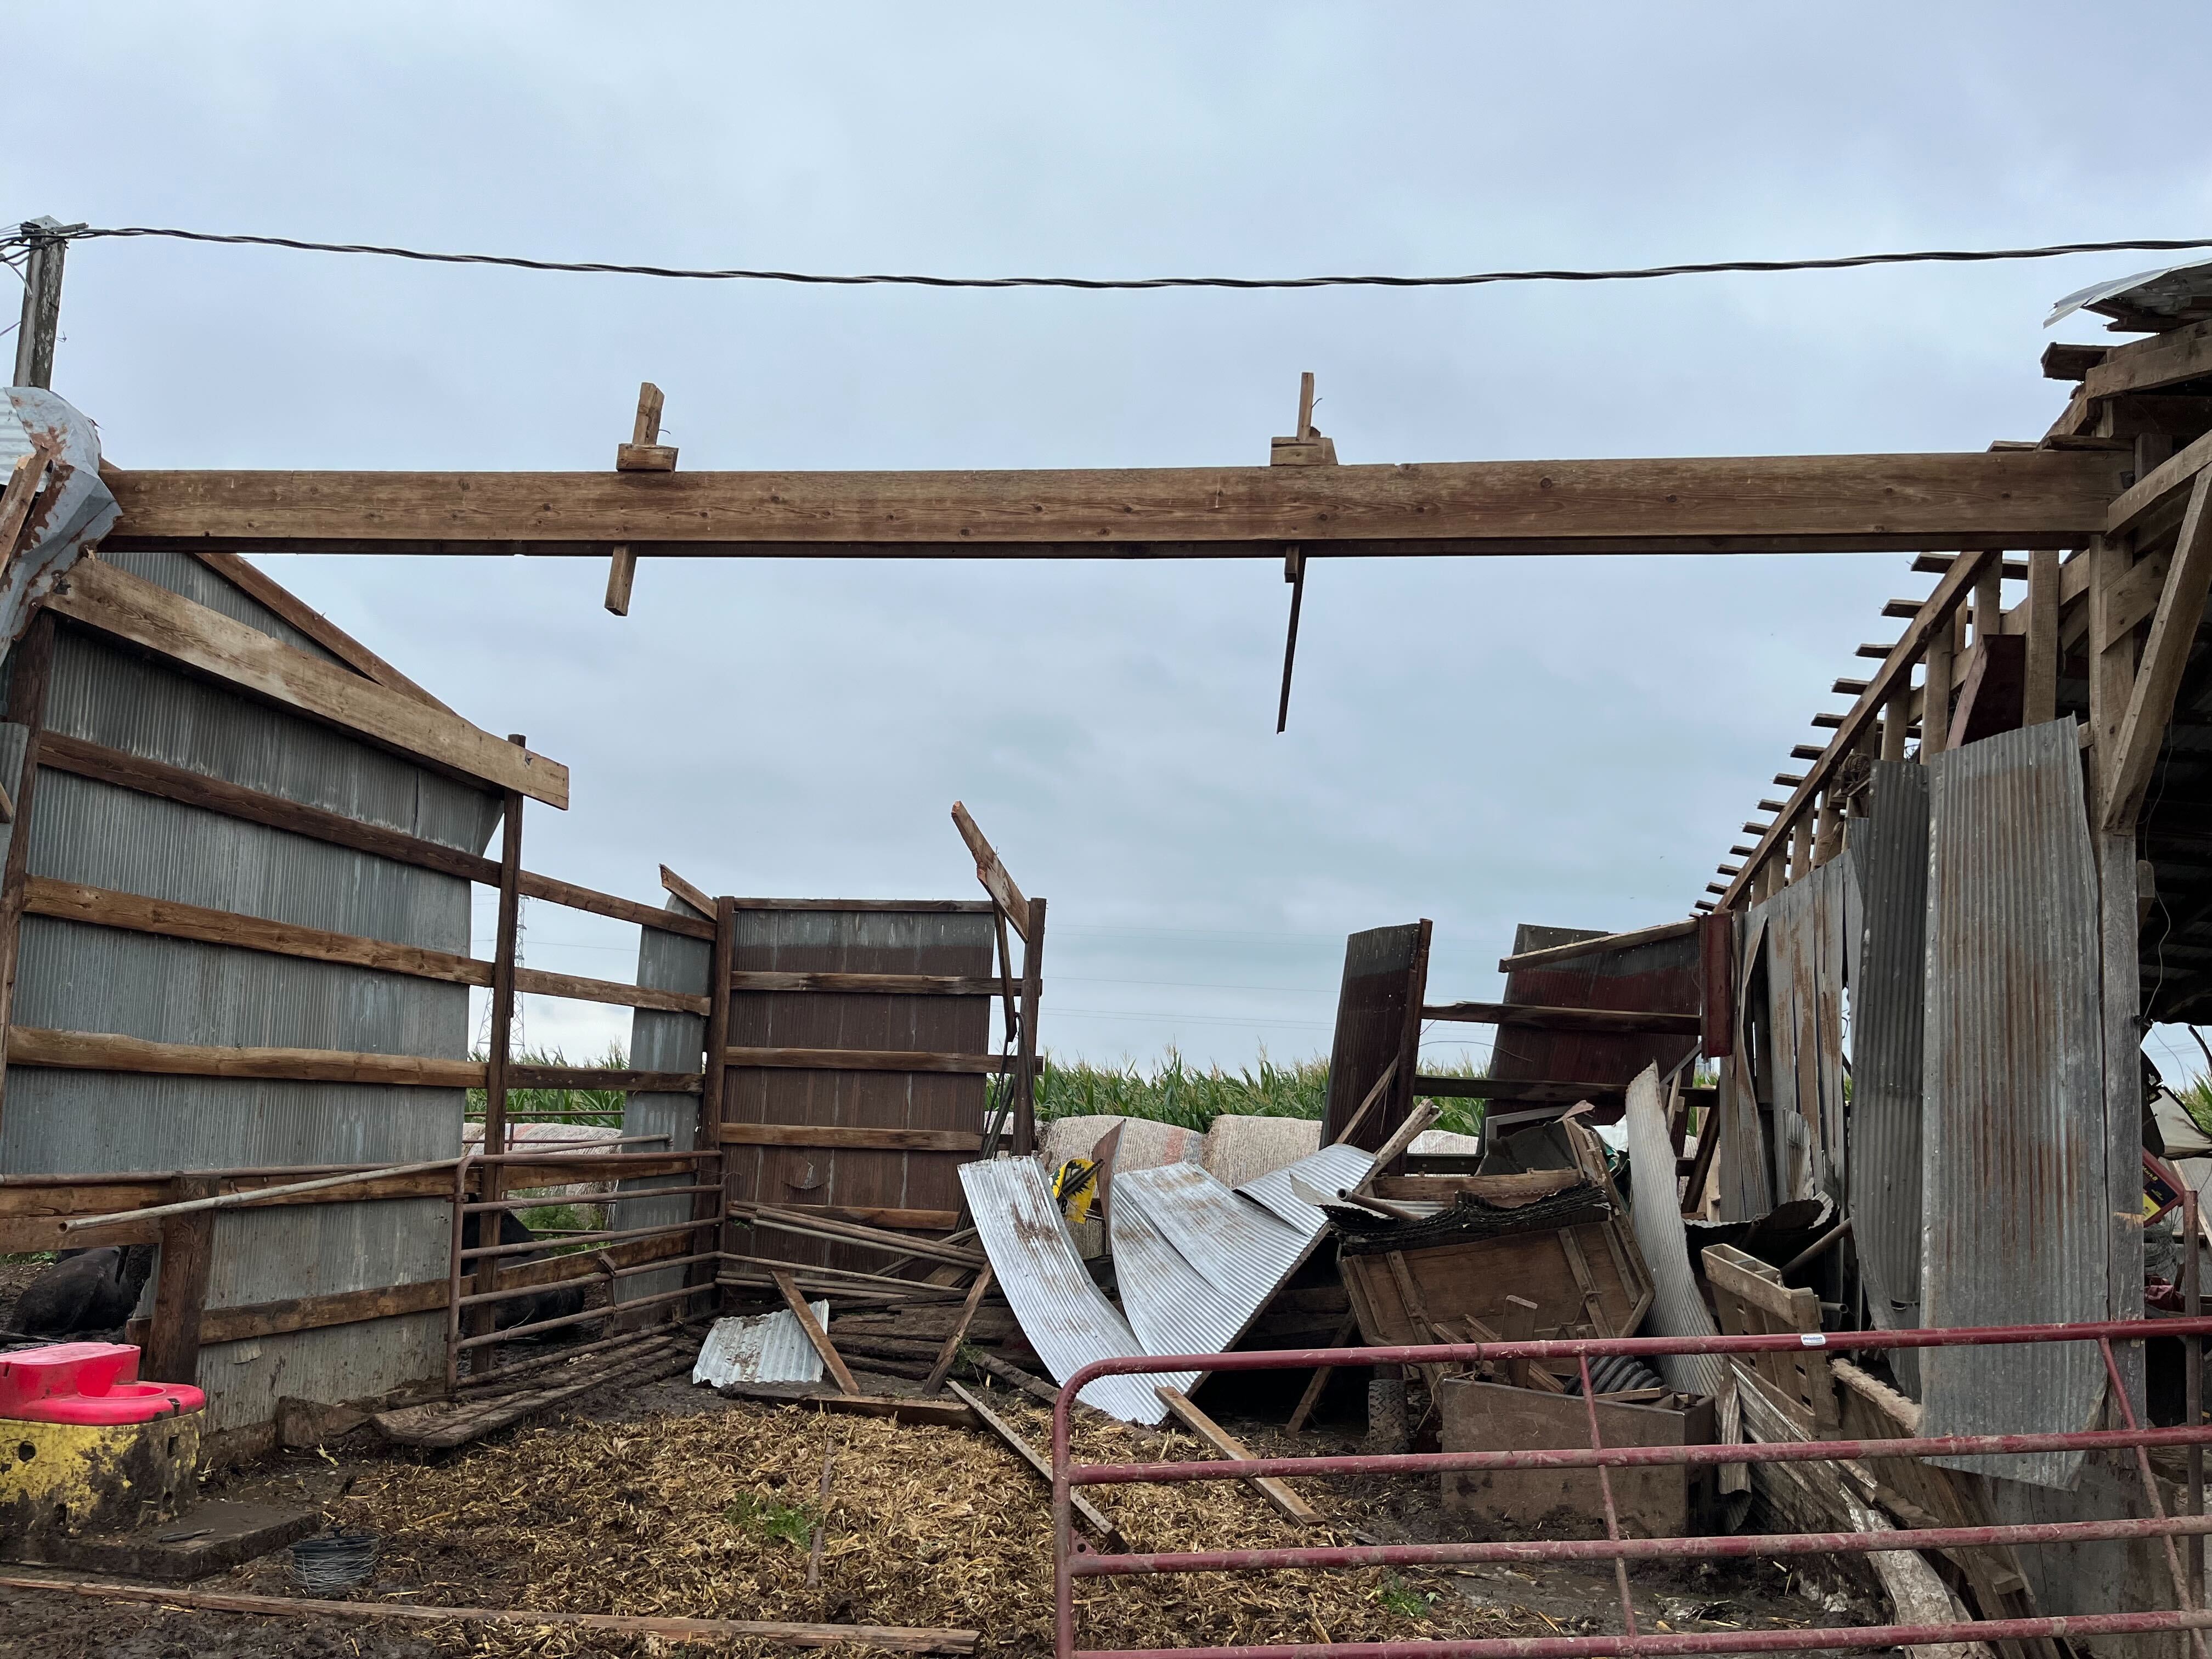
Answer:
[[0, 1409, 202, 1539]]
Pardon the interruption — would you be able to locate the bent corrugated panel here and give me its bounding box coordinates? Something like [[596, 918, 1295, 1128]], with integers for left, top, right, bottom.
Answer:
[[692, 1302, 830, 1389], [1920, 719, 2104, 1489], [960, 1156, 1163, 1424]]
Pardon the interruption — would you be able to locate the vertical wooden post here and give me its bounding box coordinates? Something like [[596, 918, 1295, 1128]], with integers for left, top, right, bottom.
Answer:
[[12, 219, 68, 391], [1881, 689, 1909, 762], [2088, 535, 2137, 818], [1013, 896, 1046, 1156], [1923, 622, 1955, 761], [696, 894, 736, 1306], [144, 1175, 218, 1386], [1788, 814, 1812, 885], [2025, 548, 2060, 726], [1972, 558, 2004, 647], [1813, 790, 1841, 866], [2098, 831, 2147, 1415], [0, 612, 58, 1136], [469, 741, 526, 1348]]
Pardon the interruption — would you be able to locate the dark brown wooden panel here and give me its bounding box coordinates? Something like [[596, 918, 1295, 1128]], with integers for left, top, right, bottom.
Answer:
[[722, 904, 995, 1274], [1323, 922, 1431, 1150]]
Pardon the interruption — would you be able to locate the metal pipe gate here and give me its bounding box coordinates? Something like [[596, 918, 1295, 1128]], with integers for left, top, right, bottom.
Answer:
[[1052, 1317, 2212, 1659]]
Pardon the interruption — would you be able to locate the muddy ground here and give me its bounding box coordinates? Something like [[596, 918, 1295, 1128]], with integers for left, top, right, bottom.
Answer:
[[0, 1336, 1861, 1659]]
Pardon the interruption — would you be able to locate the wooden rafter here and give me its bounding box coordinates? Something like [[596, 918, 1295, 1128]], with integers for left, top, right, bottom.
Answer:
[[2104, 471, 2212, 832], [1720, 548, 1999, 909]]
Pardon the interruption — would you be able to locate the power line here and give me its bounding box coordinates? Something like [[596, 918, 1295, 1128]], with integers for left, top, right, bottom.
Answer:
[[15, 223, 2212, 294]]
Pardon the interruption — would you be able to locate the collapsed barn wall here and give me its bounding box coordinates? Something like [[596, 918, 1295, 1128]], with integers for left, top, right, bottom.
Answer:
[[0, 547, 499, 1432]]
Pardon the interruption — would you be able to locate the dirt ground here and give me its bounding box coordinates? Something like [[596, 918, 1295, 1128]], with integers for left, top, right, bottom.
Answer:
[[0, 1347, 1860, 1659]]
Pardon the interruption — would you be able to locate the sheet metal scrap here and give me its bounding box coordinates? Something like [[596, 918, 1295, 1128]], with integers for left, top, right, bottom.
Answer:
[[0, 387, 118, 659], [964, 1143, 1374, 1427], [960, 1156, 1161, 1424], [692, 1301, 832, 1389]]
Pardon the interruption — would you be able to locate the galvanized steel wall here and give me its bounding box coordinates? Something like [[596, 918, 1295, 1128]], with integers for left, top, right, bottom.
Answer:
[[1919, 718, 2104, 1489], [1849, 762, 1929, 1392], [0, 548, 500, 1432], [621, 905, 714, 1305]]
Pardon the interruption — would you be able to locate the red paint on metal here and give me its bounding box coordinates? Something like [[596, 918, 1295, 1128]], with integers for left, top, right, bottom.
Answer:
[[1052, 1321, 2212, 1659]]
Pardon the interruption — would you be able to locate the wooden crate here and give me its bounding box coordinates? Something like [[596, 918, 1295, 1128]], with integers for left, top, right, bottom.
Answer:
[[1438, 1377, 1716, 1537], [1702, 1242, 1838, 1434]]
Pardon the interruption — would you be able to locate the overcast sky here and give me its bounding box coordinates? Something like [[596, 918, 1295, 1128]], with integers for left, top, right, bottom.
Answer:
[[19, 5, 2212, 1075]]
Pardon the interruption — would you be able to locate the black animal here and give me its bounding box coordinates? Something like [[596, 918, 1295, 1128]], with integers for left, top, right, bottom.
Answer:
[[459, 1211, 586, 1335], [9, 1244, 157, 1338]]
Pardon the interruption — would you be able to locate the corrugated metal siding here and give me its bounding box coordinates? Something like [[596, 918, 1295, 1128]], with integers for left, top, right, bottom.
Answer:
[[1850, 762, 1930, 1393], [691, 1303, 829, 1387], [0, 563, 499, 1434], [1920, 719, 2105, 1489], [621, 910, 714, 1306], [1756, 855, 1857, 1206], [1714, 914, 1772, 1222], [962, 1155, 1161, 1424]]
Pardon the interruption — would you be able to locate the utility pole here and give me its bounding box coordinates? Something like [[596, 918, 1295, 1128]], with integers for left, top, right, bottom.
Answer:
[[13, 218, 82, 390]]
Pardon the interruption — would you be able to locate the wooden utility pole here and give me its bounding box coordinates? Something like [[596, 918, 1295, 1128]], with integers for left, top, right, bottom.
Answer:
[[13, 219, 80, 390]]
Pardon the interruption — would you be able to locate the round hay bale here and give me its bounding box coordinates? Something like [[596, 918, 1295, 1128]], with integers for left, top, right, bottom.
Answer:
[[1199, 1113, 1322, 1188], [1038, 1113, 1204, 1175]]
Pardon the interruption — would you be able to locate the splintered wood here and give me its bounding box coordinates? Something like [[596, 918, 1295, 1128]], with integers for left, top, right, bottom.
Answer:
[[324, 1388, 1548, 1658]]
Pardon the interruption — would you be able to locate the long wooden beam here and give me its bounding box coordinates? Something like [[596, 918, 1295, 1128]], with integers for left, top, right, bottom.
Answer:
[[98, 452, 2128, 558], [1719, 547, 1998, 909], [45, 558, 570, 806]]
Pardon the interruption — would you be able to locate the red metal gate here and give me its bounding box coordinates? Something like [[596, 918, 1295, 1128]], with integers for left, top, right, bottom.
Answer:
[[1052, 1319, 2212, 1659]]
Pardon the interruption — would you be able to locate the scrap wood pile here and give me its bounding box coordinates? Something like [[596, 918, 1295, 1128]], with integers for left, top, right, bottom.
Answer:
[[317, 1387, 1549, 1657]]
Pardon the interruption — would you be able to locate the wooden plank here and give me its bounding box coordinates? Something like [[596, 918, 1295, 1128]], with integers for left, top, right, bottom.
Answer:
[[100, 451, 2130, 556], [24, 876, 490, 986], [142, 1177, 216, 1385], [518, 867, 716, 939], [923, 1265, 995, 1392], [774, 1268, 860, 1394], [1155, 1385, 1321, 1525], [0, 1575, 980, 1652], [37, 731, 501, 884], [724, 1046, 1009, 1075], [1497, 918, 1697, 972], [2083, 318, 2212, 402], [729, 898, 995, 914], [506, 1063, 703, 1093], [1418, 1001, 1701, 1036], [2025, 546, 2060, 726], [473, 771, 524, 1342], [195, 1275, 448, 1346], [1411, 1076, 1624, 1103], [2104, 472, 2212, 831], [514, 963, 711, 1016], [44, 558, 570, 807], [721, 1123, 983, 1153], [730, 969, 1008, 997], [6, 1027, 484, 1087], [603, 546, 637, 615], [659, 863, 715, 918], [949, 802, 1029, 939], [696, 894, 736, 1297], [946, 1380, 1124, 1545], [711, 1381, 979, 1427], [2108, 426, 2212, 538], [1723, 548, 1997, 907], [185, 549, 452, 712], [1013, 897, 1046, 1156], [0, 451, 49, 566], [730, 1203, 986, 1268], [771, 1204, 962, 1232]]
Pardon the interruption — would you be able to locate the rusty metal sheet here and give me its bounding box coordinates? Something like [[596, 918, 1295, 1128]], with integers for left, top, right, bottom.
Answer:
[[1747, 855, 1855, 1206], [1489, 922, 1702, 1127], [0, 388, 117, 665], [1713, 913, 1773, 1223], [1920, 718, 2104, 1488], [960, 1155, 1163, 1424], [1850, 762, 1930, 1393], [691, 1302, 830, 1388]]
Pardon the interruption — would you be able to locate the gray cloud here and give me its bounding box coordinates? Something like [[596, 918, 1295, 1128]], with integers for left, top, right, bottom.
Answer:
[[21, 2, 2210, 1063]]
